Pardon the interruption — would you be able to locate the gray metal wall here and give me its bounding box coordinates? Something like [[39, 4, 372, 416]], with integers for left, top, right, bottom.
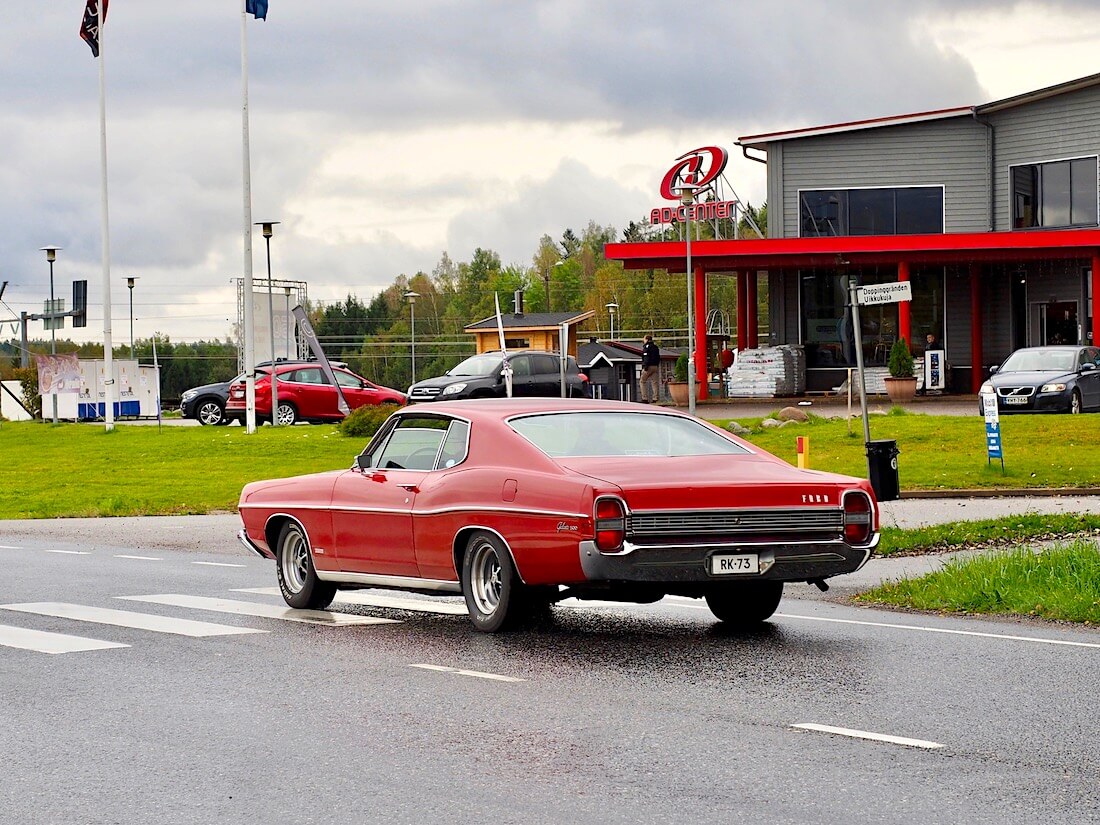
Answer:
[[772, 118, 990, 237], [986, 84, 1100, 230]]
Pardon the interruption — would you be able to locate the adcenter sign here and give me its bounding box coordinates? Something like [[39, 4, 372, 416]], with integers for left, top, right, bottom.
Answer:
[[649, 146, 739, 225]]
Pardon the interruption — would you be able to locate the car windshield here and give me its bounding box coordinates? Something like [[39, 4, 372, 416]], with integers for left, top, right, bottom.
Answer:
[[447, 353, 503, 377], [510, 411, 752, 458], [1000, 349, 1076, 372]]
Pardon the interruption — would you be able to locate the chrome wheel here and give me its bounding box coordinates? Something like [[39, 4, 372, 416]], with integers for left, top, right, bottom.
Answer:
[[468, 539, 503, 617], [275, 521, 336, 609], [279, 526, 310, 595], [197, 401, 224, 426], [276, 402, 298, 426], [1070, 391, 1082, 414]]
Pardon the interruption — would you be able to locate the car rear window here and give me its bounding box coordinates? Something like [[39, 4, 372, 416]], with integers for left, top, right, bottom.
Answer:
[[509, 411, 751, 458]]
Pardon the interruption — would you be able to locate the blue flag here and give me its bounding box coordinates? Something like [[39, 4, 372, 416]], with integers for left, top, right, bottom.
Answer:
[[246, 0, 269, 20]]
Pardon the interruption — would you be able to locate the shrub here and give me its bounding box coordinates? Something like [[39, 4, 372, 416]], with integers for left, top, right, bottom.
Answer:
[[673, 352, 689, 382], [338, 403, 399, 439], [14, 367, 41, 419], [887, 337, 915, 378]]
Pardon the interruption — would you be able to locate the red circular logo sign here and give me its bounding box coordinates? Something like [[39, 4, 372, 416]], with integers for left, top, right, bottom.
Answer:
[[659, 146, 729, 201]]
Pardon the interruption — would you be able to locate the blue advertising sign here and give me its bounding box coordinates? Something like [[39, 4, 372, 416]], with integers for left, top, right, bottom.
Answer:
[[981, 392, 1004, 465]]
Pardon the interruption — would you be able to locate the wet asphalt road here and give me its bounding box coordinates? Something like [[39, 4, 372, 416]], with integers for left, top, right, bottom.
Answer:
[[2, 507, 1099, 824]]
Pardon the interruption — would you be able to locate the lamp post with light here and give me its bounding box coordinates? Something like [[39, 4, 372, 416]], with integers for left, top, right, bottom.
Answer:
[[606, 301, 618, 341], [404, 290, 419, 384], [677, 185, 697, 416], [255, 221, 280, 426], [40, 245, 61, 424], [126, 276, 138, 358]]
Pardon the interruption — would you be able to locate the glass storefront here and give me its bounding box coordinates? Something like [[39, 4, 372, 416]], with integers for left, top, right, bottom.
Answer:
[[800, 267, 945, 368]]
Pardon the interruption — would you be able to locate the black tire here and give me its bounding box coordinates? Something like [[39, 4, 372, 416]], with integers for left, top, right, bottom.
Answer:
[[704, 581, 784, 626], [461, 531, 527, 632], [196, 399, 225, 426], [1070, 390, 1082, 414], [275, 521, 336, 610], [275, 401, 298, 426]]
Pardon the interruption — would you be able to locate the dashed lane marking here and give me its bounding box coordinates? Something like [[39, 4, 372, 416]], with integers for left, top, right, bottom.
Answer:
[[409, 664, 524, 683], [0, 623, 129, 655], [192, 561, 247, 568], [118, 594, 400, 626], [114, 555, 162, 561], [0, 545, 23, 550], [44, 550, 90, 555], [791, 723, 944, 750], [0, 603, 265, 638]]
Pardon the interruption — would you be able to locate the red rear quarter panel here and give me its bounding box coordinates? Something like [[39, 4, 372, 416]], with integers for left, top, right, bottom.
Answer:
[[238, 471, 344, 565]]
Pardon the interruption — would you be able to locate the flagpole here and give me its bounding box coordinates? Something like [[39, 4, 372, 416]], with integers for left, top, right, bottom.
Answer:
[[97, 0, 115, 432], [240, 2, 257, 433]]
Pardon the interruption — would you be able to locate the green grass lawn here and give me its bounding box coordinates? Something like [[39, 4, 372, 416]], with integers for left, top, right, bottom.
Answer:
[[0, 421, 364, 518], [857, 540, 1100, 624], [724, 409, 1100, 491]]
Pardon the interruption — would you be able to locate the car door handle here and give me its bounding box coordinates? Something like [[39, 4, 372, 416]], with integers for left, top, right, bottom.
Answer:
[[397, 482, 420, 492]]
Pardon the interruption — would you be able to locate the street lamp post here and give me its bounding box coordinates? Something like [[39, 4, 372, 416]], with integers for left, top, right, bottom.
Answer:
[[40, 246, 61, 424], [678, 185, 697, 416], [255, 221, 281, 426], [606, 301, 618, 340], [284, 286, 293, 360], [126, 276, 138, 358], [404, 291, 419, 384]]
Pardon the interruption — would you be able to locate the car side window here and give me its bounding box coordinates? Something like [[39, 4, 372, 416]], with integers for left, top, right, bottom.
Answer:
[[334, 370, 363, 388], [511, 355, 531, 377], [435, 421, 470, 469], [366, 416, 450, 471], [286, 368, 326, 385], [532, 354, 559, 376]]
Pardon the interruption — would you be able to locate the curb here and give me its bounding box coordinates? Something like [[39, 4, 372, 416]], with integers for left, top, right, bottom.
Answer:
[[899, 488, 1100, 499]]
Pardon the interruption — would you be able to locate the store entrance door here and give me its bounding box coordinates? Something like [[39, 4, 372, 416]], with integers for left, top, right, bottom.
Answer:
[[1030, 301, 1079, 345]]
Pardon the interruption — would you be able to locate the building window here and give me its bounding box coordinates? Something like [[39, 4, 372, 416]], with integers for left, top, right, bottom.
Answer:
[[1012, 157, 1098, 229], [800, 187, 943, 237]]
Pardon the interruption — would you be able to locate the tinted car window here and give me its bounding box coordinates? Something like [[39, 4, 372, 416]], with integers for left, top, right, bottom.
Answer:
[[286, 368, 326, 384], [510, 355, 531, 377], [532, 354, 560, 375]]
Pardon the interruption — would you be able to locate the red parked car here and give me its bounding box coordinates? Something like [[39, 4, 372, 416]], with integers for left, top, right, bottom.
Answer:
[[225, 362, 405, 425], [238, 399, 879, 632]]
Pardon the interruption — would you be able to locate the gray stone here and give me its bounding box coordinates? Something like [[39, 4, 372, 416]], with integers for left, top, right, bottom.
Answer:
[[725, 421, 751, 435], [761, 418, 782, 429], [776, 406, 809, 422]]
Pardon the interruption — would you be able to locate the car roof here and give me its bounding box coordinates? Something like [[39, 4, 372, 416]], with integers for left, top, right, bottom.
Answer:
[[401, 397, 689, 419]]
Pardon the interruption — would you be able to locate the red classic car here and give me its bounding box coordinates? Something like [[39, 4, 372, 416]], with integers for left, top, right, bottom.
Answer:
[[225, 362, 405, 425], [237, 399, 879, 632]]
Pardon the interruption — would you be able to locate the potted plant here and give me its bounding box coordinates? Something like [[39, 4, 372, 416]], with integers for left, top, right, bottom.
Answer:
[[884, 336, 918, 403], [667, 352, 690, 405]]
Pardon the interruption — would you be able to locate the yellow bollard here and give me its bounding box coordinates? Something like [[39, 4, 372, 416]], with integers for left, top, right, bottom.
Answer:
[[796, 435, 809, 469]]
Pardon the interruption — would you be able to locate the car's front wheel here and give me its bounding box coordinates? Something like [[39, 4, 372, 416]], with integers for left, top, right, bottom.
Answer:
[[1069, 389, 1082, 414], [275, 521, 336, 610], [461, 531, 527, 632], [705, 581, 784, 626], [196, 399, 225, 426]]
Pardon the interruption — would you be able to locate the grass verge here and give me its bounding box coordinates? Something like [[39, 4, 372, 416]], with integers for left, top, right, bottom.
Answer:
[[878, 513, 1100, 556], [856, 540, 1100, 624]]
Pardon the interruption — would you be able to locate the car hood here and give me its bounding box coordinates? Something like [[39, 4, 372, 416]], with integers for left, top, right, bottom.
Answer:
[[184, 380, 232, 394], [556, 453, 869, 510], [990, 370, 1074, 386], [410, 373, 491, 390]]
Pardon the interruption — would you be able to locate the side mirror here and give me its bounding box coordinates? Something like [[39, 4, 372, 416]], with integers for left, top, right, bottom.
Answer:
[[989, 365, 999, 375], [354, 453, 371, 471], [1081, 363, 1097, 372]]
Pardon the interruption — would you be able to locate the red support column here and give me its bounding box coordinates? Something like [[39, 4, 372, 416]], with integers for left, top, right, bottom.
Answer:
[[1092, 252, 1100, 346], [970, 263, 984, 394], [897, 260, 911, 347], [736, 270, 748, 352], [746, 271, 758, 348], [694, 265, 707, 398]]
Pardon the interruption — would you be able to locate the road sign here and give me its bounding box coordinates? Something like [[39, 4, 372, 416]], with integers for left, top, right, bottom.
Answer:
[[982, 391, 1005, 472], [857, 282, 913, 306]]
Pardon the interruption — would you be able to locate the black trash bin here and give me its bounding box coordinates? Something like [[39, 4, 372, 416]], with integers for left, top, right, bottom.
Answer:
[[866, 440, 900, 502]]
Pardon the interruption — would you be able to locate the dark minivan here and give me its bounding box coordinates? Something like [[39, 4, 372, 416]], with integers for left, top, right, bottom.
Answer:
[[407, 350, 588, 402]]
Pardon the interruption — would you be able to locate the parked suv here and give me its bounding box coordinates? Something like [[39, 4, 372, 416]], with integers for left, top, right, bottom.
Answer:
[[407, 350, 588, 402], [225, 362, 405, 425], [180, 374, 242, 426]]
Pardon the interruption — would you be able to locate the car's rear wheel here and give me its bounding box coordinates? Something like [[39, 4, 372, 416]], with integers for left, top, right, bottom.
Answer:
[[704, 581, 784, 626], [197, 399, 225, 426], [276, 401, 298, 426], [1070, 389, 1082, 414], [461, 531, 527, 632], [275, 521, 336, 610]]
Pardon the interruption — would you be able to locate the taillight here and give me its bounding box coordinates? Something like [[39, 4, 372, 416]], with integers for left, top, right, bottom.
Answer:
[[594, 497, 626, 553], [843, 492, 873, 545]]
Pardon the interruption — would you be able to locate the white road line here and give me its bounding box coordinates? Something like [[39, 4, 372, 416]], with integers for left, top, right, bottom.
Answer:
[[409, 663, 524, 683], [791, 723, 944, 750], [233, 587, 468, 615], [45, 550, 90, 555], [774, 612, 1100, 650], [0, 603, 264, 638], [118, 594, 400, 627], [192, 561, 246, 568], [114, 555, 162, 561], [0, 545, 23, 550], [0, 624, 129, 655]]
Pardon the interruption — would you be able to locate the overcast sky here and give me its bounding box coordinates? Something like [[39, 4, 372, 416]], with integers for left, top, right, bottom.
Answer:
[[3, 1, 1100, 345]]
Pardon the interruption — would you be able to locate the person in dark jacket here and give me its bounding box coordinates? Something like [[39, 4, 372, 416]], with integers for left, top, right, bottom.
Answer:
[[640, 335, 660, 403]]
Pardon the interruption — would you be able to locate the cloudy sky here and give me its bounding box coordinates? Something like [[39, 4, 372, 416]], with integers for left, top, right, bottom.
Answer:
[[3, 1, 1100, 345]]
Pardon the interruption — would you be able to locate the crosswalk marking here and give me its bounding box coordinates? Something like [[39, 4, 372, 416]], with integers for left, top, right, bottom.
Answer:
[[234, 587, 469, 616], [0, 603, 265, 638], [0, 623, 129, 655], [409, 664, 524, 683], [118, 594, 400, 626]]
